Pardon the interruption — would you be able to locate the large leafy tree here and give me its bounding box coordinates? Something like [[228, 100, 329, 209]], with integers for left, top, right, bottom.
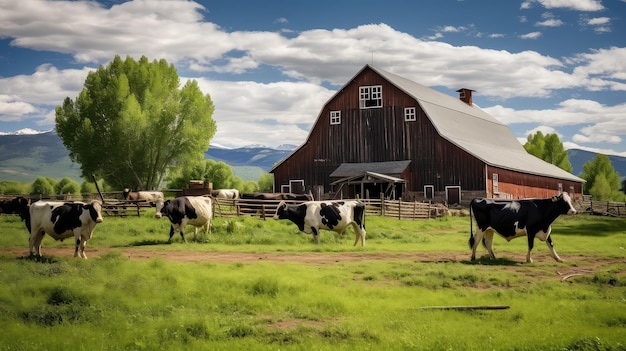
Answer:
[[56, 55, 216, 190], [580, 154, 623, 201], [524, 131, 573, 173]]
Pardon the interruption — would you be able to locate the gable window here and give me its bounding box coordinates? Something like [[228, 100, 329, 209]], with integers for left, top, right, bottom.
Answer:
[[359, 85, 382, 109], [404, 107, 416, 121], [330, 111, 341, 125]]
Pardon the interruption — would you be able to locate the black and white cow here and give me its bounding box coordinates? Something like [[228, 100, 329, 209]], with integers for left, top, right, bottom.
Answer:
[[273, 200, 366, 246], [28, 200, 104, 259], [123, 189, 165, 218], [469, 192, 577, 263], [211, 189, 240, 199], [0, 196, 30, 222], [156, 196, 213, 242]]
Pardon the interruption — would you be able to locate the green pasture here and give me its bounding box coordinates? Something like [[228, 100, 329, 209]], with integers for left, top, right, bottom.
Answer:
[[0, 211, 624, 350]]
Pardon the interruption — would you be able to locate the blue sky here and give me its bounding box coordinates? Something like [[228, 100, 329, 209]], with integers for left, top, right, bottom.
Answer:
[[1, 0, 625, 156]]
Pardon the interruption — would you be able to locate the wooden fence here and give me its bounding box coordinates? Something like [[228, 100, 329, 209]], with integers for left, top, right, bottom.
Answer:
[[212, 197, 446, 220]]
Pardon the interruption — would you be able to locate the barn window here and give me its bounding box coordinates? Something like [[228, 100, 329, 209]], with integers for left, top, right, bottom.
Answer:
[[330, 111, 341, 125], [359, 85, 382, 109], [558, 183, 563, 192], [424, 185, 434, 199], [492, 173, 499, 194], [404, 107, 416, 121]]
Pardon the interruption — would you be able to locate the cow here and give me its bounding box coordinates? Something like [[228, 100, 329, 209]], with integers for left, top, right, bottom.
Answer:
[[273, 200, 366, 246], [211, 189, 240, 199], [241, 192, 313, 201], [0, 196, 30, 221], [28, 200, 104, 259], [123, 189, 165, 218], [469, 192, 577, 263], [156, 196, 213, 243]]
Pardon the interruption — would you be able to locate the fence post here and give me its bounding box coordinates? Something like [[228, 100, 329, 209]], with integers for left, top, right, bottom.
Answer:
[[398, 199, 401, 220], [380, 193, 386, 217]]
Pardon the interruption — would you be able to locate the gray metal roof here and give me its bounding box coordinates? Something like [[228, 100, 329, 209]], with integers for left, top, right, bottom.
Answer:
[[369, 65, 584, 183], [329, 160, 412, 178]]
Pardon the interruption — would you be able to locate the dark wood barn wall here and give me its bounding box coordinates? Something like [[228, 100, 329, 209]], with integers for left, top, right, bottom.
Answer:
[[273, 67, 487, 195]]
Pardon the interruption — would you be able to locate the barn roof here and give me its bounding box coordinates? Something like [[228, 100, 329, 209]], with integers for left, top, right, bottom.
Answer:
[[368, 65, 584, 183]]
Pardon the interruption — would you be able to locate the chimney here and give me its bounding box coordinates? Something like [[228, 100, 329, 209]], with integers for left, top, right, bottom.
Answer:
[[456, 88, 474, 106]]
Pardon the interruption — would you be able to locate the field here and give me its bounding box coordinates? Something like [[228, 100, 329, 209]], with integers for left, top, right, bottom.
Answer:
[[0, 210, 625, 350]]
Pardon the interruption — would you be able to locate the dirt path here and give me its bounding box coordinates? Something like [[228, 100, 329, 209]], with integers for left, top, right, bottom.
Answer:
[[2, 246, 623, 272]]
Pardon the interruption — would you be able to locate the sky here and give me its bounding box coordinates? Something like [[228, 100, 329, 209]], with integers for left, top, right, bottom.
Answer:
[[0, 0, 625, 155]]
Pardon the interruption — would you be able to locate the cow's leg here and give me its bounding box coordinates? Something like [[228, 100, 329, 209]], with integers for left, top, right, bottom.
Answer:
[[483, 230, 496, 260], [526, 234, 536, 263], [31, 231, 45, 257], [351, 223, 366, 247], [311, 227, 320, 244], [545, 236, 563, 262], [75, 236, 88, 259], [168, 225, 176, 243], [470, 228, 486, 261]]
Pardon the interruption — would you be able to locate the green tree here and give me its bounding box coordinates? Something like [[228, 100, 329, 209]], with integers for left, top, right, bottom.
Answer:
[[56, 177, 80, 194], [166, 159, 252, 192], [55, 55, 216, 190], [258, 173, 274, 192], [0, 180, 29, 195], [580, 154, 623, 201], [31, 177, 55, 196], [524, 131, 573, 173]]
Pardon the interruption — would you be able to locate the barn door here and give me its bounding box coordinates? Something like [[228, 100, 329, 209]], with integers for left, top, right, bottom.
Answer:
[[446, 186, 461, 205]]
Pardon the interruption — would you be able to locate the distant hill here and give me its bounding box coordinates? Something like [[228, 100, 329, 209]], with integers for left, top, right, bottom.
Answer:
[[5, 131, 626, 185], [0, 131, 294, 183], [567, 149, 626, 177]]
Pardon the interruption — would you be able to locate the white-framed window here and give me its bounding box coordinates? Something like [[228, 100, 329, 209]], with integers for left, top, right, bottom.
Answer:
[[558, 183, 563, 192], [404, 107, 416, 121], [492, 173, 499, 194], [424, 185, 434, 199], [330, 111, 341, 125], [359, 85, 382, 109]]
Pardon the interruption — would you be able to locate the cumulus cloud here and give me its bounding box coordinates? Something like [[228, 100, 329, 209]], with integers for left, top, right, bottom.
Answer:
[[522, 0, 604, 11], [520, 31, 543, 39]]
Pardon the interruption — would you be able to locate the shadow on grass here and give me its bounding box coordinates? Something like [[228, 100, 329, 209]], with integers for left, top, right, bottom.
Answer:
[[17, 254, 58, 264], [461, 256, 520, 266], [125, 239, 168, 247]]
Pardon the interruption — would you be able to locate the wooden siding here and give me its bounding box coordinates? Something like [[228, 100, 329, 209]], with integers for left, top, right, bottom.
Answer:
[[486, 166, 582, 199], [273, 66, 582, 201]]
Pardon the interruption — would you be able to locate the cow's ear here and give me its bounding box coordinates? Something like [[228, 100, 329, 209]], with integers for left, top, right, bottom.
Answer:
[[552, 196, 558, 202]]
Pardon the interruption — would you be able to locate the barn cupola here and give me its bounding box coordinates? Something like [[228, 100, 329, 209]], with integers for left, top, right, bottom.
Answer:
[[456, 88, 474, 106]]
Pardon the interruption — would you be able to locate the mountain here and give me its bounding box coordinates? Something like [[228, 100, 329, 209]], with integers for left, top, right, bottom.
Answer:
[[0, 131, 293, 183], [567, 149, 626, 177]]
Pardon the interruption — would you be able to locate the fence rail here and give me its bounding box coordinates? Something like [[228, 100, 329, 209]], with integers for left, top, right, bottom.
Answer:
[[212, 197, 446, 220]]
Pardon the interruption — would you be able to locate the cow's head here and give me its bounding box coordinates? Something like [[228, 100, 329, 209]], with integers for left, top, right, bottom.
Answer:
[[87, 200, 104, 223], [554, 192, 576, 215], [156, 199, 171, 219], [273, 201, 289, 220], [155, 198, 165, 219]]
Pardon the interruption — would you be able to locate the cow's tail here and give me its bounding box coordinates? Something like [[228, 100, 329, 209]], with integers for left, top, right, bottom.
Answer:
[[468, 200, 475, 249]]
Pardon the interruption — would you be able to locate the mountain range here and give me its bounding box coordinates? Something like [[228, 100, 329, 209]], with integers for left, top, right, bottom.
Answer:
[[1, 130, 625, 184]]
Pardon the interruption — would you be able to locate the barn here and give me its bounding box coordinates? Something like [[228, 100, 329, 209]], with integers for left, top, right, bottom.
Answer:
[[270, 65, 584, 204]]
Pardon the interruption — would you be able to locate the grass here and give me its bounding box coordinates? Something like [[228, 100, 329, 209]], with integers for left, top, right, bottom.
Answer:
[[0, 210, 625, 350]]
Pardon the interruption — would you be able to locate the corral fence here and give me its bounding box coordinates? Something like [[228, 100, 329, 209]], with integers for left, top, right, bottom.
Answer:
[[212, 196, 448, 220], [575, 195, 626, 217]]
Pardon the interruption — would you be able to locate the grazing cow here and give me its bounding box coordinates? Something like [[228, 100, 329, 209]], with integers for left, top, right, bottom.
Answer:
[[273, 200, 366, 246], [28, 200, 104, 259], [123, 189, 165, 218], [211, 189, 240, 199], [469, 192, 577, 263], [241, 192, 313, 201], [0, 196, 30, 221], [157, 196, 213, 242]]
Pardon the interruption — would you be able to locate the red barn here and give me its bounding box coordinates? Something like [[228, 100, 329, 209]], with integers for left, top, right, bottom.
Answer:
[[271, 65, 584, 204]]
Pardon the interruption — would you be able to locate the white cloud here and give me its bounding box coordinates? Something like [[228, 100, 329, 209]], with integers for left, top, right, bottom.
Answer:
[[520, 31, 543, 39], [587, 17, 610, 25], [525, 0, 604, 11]]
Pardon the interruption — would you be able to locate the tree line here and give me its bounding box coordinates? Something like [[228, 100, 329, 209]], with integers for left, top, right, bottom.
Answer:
[[524, 131, 624, 201]]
